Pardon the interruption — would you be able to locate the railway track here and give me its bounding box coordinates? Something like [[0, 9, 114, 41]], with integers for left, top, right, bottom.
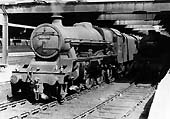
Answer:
[[74, 84, 155, 119], [0, 83, 155, 119]]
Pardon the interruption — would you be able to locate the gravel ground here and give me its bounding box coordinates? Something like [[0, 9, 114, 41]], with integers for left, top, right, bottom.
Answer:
[[0, 81, 154, 119], [28, 83, 131, 119], [0, 54, 33, 104]]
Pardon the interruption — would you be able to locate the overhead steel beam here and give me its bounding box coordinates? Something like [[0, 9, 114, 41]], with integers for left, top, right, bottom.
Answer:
[[8, 23, 36, 29], [97, 13, 156, 20], [114, 20, 160, 25], [1, 1, 170, 14], [128, 25, 155, 32], [0, 22, 36, 29], [133, 27, 165, 31], [98, 1, 170, 13], [125, 25, 156, 28], [128, 24, 164, 32]]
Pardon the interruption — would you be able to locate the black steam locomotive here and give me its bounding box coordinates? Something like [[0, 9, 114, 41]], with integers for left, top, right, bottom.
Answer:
[[131, 30, 170, 85], [9, 16, 138, 102]]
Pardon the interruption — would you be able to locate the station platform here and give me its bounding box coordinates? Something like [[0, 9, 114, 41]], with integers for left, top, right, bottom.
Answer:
[[0, 51, 34, 83], [148, 69, 170, 119], [0, 52, 34, 57], [0, 45, 34, 62], [0, 45, 32, 53], [0, 65, 16, 83]]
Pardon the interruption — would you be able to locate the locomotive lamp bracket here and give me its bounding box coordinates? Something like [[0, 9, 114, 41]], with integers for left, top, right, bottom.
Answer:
[[33, 77, 44, 101], [36, 67, 40, 71], [59, 65, 67, 73]]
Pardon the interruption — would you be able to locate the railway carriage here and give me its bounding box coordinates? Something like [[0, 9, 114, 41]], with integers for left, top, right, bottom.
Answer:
[[9, 16, 138, 102]]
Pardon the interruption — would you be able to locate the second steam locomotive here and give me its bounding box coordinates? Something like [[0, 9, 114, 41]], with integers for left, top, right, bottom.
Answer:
[[9, 16, 138, 102]]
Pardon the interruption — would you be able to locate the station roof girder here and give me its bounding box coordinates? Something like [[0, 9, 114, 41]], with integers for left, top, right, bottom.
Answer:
[[114, 20, 160, 25], [1, 1, 170, 14], [1, 1, 170, 36], [97, 13, 156, 20]]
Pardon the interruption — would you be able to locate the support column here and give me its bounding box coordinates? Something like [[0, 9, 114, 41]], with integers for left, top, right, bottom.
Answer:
[[2, 12, 8, 64]]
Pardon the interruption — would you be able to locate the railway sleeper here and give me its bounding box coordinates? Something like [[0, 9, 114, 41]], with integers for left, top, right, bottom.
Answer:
[[2, 83, 154, 119]]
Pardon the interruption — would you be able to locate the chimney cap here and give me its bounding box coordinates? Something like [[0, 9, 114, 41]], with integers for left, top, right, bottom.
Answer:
[[51, 14, 64, 19]]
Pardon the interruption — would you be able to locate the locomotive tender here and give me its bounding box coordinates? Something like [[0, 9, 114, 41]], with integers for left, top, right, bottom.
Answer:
[[9, 16, 138, 102], [132, 30, 170, 85]]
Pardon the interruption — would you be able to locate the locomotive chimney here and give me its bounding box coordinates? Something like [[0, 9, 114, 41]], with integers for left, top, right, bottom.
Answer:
[[51, 14, 63, 26]]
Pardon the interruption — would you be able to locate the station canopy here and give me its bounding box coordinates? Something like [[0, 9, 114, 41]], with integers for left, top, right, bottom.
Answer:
[[0, 0, 170, 38]]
